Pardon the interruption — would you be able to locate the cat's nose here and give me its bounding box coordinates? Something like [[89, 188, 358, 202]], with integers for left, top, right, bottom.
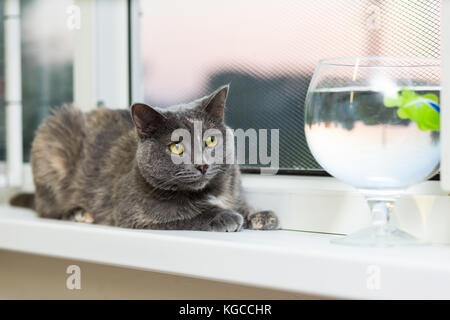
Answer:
[[195, 165, 208, 174]]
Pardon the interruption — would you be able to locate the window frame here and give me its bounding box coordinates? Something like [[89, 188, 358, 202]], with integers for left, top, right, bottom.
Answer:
[[442, 0, 450, 191], [2, 0, 23, 188], [1, 0, 130, 188], [74, 0, 129, 111], [1, 0, 446, 239]]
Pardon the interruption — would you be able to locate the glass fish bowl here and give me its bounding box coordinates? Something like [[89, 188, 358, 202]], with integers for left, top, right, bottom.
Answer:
[[304, 57, 440, 246]]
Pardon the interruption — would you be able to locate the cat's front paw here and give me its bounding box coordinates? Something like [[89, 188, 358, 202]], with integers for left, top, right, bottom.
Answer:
[[246, 210, 279, 230], [205, 210, 244, 232]]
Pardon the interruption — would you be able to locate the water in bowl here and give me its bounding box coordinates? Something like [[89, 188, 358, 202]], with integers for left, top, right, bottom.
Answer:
[[305, 87, 440, 193]]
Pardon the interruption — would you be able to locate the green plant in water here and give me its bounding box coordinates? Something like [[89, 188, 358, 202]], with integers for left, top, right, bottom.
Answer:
[[383, 89, 440, 131]]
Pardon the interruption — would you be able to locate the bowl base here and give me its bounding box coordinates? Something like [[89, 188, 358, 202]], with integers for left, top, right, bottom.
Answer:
[[331, 224, 429, 247]]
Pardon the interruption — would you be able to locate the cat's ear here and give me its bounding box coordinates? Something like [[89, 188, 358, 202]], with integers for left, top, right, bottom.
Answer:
[[131, 103, 166, 138], [204, 84, 229, 121]]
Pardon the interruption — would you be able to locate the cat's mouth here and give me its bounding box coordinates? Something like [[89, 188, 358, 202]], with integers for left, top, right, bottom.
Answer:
[[150, 177, 208, 192], [172, 171, 216, 191], [181, 179, 209, 191], [178, 175, 210, 187]]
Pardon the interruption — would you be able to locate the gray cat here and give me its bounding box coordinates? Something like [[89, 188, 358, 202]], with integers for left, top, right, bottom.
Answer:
[[11, 85, 278, 232]]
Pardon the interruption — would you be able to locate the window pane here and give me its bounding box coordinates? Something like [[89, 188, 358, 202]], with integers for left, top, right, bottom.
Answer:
[[0, 0, 74, 162], [138, 0, 441, 172]]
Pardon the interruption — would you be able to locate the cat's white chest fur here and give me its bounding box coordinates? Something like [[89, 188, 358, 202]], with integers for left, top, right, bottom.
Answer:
[[207, 195, 231, 209]]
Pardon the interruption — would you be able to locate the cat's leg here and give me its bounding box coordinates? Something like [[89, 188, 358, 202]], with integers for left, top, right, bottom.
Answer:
[[180, 205, 278, 231], [236, 202, 279, 230], [116, 199, 277, 231], [68, 208, 95, 224], [33, 182, 84, 221], [120, 207, 244, 232], [161, 208, 244, 232], [34, 183, 68, 219], [192, 207, 244, 232], [153, 205, 278, 231], [246, 210, 279, 230]]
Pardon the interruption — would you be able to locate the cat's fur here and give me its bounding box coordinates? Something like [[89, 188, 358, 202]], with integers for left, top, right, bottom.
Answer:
[[14, 85, 278, 231]]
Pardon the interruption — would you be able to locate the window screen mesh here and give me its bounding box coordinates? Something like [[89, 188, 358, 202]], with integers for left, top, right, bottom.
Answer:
[[138, 0, 441, 172]]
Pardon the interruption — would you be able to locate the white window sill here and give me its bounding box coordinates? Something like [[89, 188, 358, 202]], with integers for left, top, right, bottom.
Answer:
[[1, 204, 450, 299], [16, 164, 450, 244], [5, 165, 450, 241], [242, 174, 450, 244]]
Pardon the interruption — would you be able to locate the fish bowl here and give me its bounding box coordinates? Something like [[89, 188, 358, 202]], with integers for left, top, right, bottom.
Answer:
[[304, 57, 441, 246]]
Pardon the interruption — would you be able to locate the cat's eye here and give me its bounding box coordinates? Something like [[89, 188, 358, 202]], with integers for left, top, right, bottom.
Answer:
[[205, 136, 218, 148], [169, 142, 184, 155]]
